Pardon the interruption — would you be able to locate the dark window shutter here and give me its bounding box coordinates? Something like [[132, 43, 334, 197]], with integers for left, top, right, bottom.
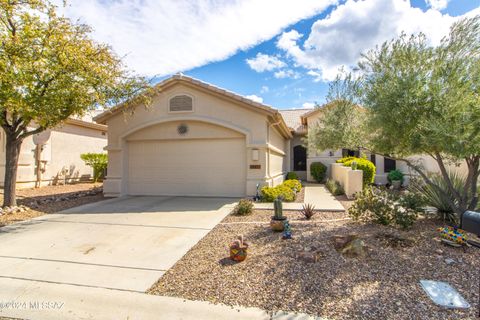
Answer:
[[384, 157, 396, 173]]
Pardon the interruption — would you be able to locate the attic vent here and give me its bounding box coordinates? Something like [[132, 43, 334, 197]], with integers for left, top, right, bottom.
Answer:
[[169, 95, 193, 112]]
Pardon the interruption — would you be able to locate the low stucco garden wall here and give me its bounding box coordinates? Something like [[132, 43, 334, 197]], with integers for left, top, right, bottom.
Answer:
[[330, 163, 363, 199]]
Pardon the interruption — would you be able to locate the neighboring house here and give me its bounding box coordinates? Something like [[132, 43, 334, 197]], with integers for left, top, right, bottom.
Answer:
[[95, 74, 466, 197], [0, 117, 107, 189]]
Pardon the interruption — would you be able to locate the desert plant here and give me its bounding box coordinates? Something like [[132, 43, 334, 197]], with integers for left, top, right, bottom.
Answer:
[[301, 203, 316, 220], [80, 153, 108, 182], [410, 171, 475, 224], [230, 234, 249, 262], [273, 198, 284, 220], [310, 162, 327, 182], [398, 190, 426, 212], [348, 187, 418, 229], [233, 199, 254, 216], [351, 161, 358, 170], [283, 179, 302, 192], [339, 157, 376, 186], [325, 179, 345, 196], [286, 172, 298, 180], [387, 170, 404, 183]]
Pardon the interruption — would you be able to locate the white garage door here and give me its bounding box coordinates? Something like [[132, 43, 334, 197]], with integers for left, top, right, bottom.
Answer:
[[127, 138, 246, 197]]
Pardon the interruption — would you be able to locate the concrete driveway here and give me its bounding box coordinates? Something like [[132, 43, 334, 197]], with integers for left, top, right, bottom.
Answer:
[[0, 196, 236, 292]]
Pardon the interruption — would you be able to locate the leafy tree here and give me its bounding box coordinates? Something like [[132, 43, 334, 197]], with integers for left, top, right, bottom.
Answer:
[[0, 0, 151, 206], [309, 16, 480, 219], [80, 153, 108, 183]]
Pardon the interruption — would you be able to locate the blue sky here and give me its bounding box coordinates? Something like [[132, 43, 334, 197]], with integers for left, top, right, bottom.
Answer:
[[60, 0, 480, 110]]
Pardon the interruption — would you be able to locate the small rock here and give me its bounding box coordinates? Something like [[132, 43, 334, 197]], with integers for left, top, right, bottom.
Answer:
[[297, 251, 322, 263], [444, 258, 456, 265], [332, 234, 358, 250], [435, 249, 444, 255], [341, 238, 367, 258]]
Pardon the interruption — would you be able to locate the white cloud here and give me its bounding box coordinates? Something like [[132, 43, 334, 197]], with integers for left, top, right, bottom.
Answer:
[[246, 53, 286, 72], [302, 102, 316, 109], [277, 0, 480, 82], [260, 86, 269, 93], [56, 0, 336, 76], [245, 94, 264, 103], [274, 69, 301, 79], [306, 70, 323, 82], [425, 0, 449, 11]]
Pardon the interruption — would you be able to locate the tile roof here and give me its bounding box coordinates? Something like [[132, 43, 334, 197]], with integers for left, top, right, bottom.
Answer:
[[278, 109, 311, 133]]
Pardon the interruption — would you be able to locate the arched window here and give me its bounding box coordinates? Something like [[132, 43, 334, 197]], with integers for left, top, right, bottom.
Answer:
[[293, 145, 307, 171]]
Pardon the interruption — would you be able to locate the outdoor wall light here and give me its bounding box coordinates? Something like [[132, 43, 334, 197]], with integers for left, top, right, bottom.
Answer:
[[329, 150, 334, 157], [252, 149, 259, 161]]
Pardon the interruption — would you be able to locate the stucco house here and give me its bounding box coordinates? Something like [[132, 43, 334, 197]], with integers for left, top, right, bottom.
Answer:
[[0, 117, 108, 189], [95, 74, 464, 198]]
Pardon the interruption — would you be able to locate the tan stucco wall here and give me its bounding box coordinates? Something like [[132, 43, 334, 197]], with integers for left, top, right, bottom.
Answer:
[[103, 83, 288, 197], [266, 125, 287, 187], [0, 123, 107, 188]]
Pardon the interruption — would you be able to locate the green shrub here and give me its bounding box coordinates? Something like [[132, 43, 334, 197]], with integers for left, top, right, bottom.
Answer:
[[310, 162, 327, 182], [286, 172, 298, 180], [338, 156, 376, 186], [336, 156, 357, 164], [233, 199, 254, 216], [80, 153, 108, 182], [387, 169, 404, 183], [283, 179, 302, 192], [398, 190, 426, 212], [261, 185, 295, 202], [325, 179, 344, 196], [348, 187, 418, 229]]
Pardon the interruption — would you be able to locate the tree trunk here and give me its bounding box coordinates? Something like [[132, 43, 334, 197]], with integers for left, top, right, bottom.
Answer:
[[3, 134, 23, 207]]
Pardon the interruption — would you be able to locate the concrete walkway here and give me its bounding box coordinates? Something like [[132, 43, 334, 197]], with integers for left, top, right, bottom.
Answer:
[[0, 278, 320, 320], [254, 184, 345, 211], [303, 184, 345, 211]]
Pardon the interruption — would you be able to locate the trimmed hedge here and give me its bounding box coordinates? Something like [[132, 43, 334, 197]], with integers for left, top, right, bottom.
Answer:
[[286, 172, 298, 180], [337, 156, 376, 186], [336, 156, 357, 164], [310, 162, 327, 182], [260, 179, 302, 202], [283, 179, 302, 192]]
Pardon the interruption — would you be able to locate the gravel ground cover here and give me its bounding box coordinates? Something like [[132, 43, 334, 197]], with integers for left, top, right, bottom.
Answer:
[[0, 183, 105, 227], [149, 209, 480, 319]]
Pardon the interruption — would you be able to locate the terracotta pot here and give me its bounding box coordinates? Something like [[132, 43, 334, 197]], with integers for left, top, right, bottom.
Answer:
[[270, 218, 286, 232], [230, 247, 248, 262]]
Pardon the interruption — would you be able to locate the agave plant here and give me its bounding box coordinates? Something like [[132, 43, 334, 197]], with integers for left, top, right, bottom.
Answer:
[[410, 171, 474, 224], [301, 203, 316, 220]]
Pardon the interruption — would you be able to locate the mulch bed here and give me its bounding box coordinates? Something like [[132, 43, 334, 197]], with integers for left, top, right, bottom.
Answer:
[[294, 187, 305, 203], [0, 183, 106, 227], [149, 210, 480, 320]]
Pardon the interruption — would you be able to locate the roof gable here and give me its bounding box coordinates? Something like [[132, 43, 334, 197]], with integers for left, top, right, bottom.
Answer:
[[94, 74, 292, 138]]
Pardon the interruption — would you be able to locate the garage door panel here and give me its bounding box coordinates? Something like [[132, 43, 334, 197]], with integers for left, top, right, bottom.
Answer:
[[127, 139, 246, 197]]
